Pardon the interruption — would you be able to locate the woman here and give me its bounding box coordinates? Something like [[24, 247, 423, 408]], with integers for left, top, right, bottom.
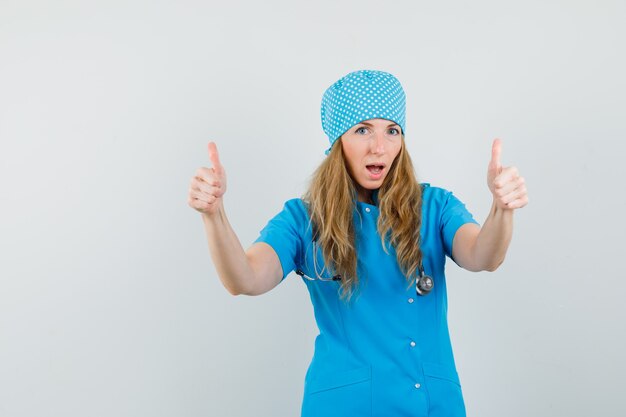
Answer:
[[188, 70, 528, 417]]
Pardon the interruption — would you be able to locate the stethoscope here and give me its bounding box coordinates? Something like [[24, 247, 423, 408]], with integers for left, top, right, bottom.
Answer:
[[295, 258, 434, 296], [415, 264, 434, 296]]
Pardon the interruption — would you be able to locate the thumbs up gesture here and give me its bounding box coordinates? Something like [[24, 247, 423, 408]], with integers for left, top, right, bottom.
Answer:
[[188, 142, 228, 216], [487, 139, 528, 210]]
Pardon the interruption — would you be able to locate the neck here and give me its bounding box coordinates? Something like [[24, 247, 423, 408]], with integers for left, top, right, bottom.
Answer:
[[357, 187, 376, 205]]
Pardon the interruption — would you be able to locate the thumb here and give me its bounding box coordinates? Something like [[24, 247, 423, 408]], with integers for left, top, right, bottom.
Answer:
[[207, 141, 224, 175], [489, 138, 502, 173]]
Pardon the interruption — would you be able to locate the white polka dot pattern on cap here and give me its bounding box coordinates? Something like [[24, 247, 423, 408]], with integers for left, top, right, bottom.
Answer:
[[321, 70, 406, 155]]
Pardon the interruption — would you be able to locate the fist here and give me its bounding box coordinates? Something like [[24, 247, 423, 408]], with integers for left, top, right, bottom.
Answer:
[[487, 138, 528, 210], [188, 142, 227, 216]]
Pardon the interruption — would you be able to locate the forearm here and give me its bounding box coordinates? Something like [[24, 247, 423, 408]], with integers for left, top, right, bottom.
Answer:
[[472, 199, 514, 271], [202, 204, 256, 295]]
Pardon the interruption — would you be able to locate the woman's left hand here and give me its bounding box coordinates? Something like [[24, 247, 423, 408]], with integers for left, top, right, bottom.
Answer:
[[487, 138, 529, 210]]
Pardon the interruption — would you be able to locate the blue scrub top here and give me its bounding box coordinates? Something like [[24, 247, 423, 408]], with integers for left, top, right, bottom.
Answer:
[[254, 183, 480, 417]]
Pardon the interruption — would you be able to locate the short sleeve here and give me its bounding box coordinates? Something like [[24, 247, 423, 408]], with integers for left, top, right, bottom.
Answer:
[[253, 199, 306, 281], [440, 190, 480, 258]]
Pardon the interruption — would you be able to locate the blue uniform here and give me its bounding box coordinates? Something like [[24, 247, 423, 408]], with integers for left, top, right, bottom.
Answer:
[[254, 183, 480, 417]]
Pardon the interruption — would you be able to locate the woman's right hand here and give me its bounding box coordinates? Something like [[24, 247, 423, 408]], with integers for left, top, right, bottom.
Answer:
[[188, 142, 227, 216]]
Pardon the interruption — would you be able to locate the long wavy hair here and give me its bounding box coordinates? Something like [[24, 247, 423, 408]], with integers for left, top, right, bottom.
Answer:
[[302, 136, 424, 301]]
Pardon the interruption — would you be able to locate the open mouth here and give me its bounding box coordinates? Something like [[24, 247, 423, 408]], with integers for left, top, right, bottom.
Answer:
[[366, 164, 385, 174]]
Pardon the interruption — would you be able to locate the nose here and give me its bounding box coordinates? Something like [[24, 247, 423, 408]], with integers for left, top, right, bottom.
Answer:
[[370, 132, 386, 154]]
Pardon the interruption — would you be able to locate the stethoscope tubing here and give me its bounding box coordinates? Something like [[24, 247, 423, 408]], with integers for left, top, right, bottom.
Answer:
[[295, 264, 434, 296]]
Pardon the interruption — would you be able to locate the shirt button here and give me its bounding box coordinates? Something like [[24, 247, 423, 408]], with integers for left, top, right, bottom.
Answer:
[[415, 383, 421, 389], [410, 341, 416, 347], [365, 207, 371, 213], [408, 298, 414, 303]]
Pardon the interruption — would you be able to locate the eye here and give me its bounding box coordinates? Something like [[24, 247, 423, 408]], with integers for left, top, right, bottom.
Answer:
[[388, 127, 400, 135], [355, 127, 369, 135]]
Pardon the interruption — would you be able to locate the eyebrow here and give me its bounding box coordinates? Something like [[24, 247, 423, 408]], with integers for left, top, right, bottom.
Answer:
[[358, 121, 400, 128]]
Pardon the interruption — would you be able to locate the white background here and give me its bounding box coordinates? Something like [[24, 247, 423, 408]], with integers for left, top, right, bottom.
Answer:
[[1, 0, 625, 416]]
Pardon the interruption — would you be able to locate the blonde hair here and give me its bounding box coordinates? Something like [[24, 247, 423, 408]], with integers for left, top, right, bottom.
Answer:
[[302, 137, 423, 301]]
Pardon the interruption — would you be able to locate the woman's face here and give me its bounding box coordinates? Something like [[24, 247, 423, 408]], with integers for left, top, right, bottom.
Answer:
[[340, 118, 403, 202]]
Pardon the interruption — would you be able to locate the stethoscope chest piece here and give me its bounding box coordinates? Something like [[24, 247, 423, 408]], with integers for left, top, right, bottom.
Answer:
[[416, 267, 434, 296]]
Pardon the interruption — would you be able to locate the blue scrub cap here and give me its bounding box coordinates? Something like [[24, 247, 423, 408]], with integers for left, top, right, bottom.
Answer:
[[321, 69, 406, 155]]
